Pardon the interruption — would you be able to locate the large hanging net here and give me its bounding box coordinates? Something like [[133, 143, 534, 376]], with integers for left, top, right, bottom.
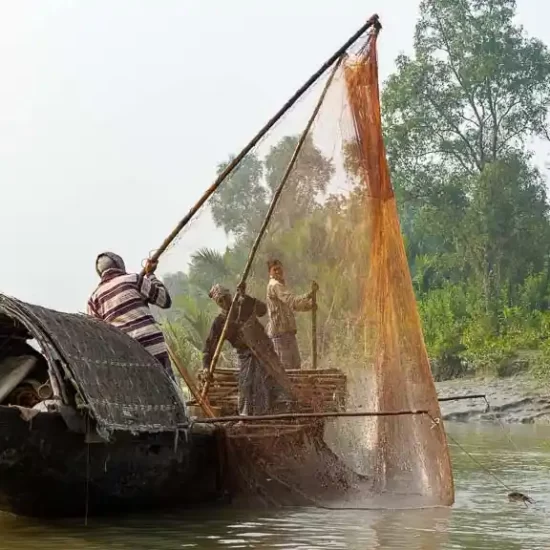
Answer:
[[160, 24, 454, 509]]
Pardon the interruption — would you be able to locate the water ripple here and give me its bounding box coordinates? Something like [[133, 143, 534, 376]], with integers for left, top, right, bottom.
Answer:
[[0, 422, 549, 550]]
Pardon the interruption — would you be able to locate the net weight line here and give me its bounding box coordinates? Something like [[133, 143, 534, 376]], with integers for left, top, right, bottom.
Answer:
[[259, 466, 446, 512], [195, 396, 534, 510], [437, 394, 536, 509], [443, 428, 535, 509]]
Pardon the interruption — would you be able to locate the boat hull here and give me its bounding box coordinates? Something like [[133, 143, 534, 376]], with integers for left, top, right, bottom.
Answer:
[[222, 421, 371, 507], [0, 406, 222, 518]]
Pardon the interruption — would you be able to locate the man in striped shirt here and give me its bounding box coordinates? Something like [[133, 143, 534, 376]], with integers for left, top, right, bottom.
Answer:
[[87, 252, 173, 374]]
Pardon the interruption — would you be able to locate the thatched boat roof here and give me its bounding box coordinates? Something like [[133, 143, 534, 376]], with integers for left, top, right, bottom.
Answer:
[[0, 294, 187, 435]]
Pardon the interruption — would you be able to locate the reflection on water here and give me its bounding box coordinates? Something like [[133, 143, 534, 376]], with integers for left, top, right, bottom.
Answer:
[[0, 422, 549, 550]]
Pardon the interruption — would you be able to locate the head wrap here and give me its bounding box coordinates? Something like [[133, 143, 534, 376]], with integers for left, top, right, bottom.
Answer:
[[267, 258, 282, 271], [96, 252, 126, 276], [208, 284, 231, 308]]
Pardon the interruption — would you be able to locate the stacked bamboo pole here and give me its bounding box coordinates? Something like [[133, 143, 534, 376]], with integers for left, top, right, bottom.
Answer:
[[193, 368, 347, 416]]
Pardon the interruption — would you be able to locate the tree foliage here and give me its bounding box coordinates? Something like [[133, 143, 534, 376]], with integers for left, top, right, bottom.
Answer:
[[165, 0, 550, 380], [210, 154, 267, 240], [384, 0, 550, 179]]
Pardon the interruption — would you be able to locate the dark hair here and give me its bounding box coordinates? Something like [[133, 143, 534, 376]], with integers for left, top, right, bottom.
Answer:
[[267, 258, 282, 272]]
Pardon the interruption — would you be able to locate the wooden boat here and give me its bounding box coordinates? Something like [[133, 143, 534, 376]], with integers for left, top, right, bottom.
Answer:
[[0, 293, 359, 518], [0, 294, 224, 518]]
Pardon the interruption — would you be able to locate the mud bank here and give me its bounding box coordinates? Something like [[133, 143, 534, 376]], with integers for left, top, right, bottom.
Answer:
[[436, 376, 550, 424]]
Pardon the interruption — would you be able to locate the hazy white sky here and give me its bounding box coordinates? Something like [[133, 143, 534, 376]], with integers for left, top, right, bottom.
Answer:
[[0, 1, 548, 312]]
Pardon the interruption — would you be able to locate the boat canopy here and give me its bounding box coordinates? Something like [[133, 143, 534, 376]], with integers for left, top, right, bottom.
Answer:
[[0, 294, 187, 435]]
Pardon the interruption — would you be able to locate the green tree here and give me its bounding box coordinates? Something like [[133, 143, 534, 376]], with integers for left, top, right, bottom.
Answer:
[[164, 3, 550, 379], [458, 155, 550, 312], [209, 135, 334, 241], [384, 0, 550, 179], [210, 154, 268, 239], [264, 135, 334, 230], [382, 0, 550, 306], [187, 247, 234, 293]]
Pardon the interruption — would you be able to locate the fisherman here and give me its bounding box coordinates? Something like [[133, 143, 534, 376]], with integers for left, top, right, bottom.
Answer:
[[266, 258, 317, 370], [203, 284, 279, 416], [87, 252, 173, 376]]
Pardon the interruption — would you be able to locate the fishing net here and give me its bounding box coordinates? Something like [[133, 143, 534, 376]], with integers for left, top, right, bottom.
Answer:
[[163, 26, 454, 509]]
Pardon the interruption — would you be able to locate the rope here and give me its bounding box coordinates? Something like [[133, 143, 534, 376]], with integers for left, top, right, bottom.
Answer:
[[438, 394, 542, 508], [267, 413, 535, 511], [262, 463, 442, 512], [482, 396, 547, 509], [429, 413, 534, 508]]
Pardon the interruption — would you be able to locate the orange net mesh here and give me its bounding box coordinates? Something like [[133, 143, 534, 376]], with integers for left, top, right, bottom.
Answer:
[[168, 28, 454, 509], [338, 34, 453, 504]]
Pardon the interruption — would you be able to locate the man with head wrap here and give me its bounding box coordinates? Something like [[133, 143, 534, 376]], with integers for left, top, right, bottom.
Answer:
[[203, 284, 282, 416], [87, 252, 173, 376]]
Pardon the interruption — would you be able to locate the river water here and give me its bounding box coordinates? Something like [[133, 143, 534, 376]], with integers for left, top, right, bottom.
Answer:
[[1, 422, 549, 550]]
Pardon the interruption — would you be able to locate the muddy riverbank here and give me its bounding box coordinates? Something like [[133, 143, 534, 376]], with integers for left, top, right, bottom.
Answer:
[[436, 375, 550, 424]]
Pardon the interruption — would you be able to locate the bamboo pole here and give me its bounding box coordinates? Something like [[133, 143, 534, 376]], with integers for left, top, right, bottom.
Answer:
[[198, 409, 429, 423], [167, 346, 216, 418], [311, 282, 318, 370], [201, 56, 344, 401], [437, 394, 486, 403], [141, 15, 380, 275]]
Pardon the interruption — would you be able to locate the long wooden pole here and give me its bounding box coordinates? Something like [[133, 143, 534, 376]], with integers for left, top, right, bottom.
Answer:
[[167, 346, 216, 418], [198, 409, 429, 423], [438, 394, 486, 403], [201, 56, 344, 401], [141, 14, 379, 276], [311, 282, 318, 370]]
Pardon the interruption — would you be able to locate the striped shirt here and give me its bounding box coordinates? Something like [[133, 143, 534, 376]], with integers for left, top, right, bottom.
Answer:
[[87, 268, 172, 364], [266, 277, 312, 337]]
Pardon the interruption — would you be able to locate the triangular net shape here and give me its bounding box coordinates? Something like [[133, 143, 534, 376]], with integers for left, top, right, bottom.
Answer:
[[166, 29, 454, 509]]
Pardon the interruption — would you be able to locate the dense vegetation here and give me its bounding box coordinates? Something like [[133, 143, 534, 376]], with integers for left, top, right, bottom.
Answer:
[[161, 0, 550, 381]]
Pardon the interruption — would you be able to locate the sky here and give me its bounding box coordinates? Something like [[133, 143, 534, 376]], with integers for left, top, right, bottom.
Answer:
[[0, 0, 548, 313]]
